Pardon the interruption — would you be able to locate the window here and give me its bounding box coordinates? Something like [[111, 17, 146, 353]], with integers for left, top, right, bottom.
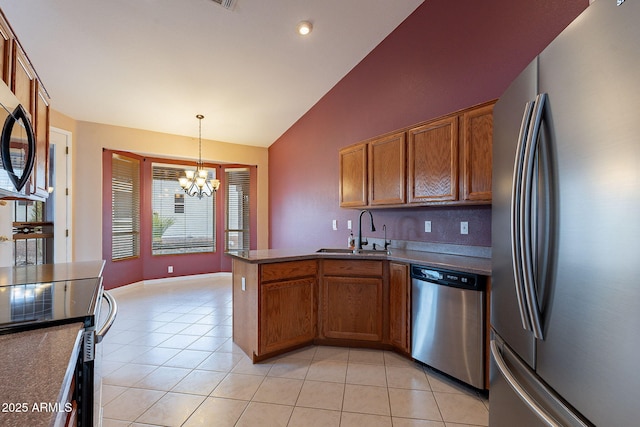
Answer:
[[12, 200, 53, 266], [111, 154, 140, 260], [151, 163, 216, 255], [225, 167, 250, 251]]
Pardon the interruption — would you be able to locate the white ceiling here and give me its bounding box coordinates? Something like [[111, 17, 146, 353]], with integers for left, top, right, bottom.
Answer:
[[0, 0, 424, 147]]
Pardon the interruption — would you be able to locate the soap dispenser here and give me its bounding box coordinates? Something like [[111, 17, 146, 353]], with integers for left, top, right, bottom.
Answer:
[[348, 232, 355, 250]]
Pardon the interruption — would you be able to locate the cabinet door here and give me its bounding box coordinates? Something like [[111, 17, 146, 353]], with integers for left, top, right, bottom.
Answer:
[[339, 143, 367, 207], [322, 276, 383, 342], [461, 103, 494, 202], [389, 262, 410, 353], [369, 131, 406, 206], [408, 116, 459, 203], [29, 82, 50, 198], [12, 41, 34, 114], [260, 277, 316, 355], [0, 14, 11, 85]]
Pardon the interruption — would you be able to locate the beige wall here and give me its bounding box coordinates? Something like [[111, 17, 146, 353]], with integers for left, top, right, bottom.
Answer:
[[51, 111, 269, 263]]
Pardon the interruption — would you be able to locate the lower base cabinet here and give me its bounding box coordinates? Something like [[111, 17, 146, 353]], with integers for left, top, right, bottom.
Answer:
[[232, 259, 318, 361], [260, 277, 316, 354], [320, 259, 385, 343], [233, 257, 411, 361], [389, 262, 410, 354], [321, 276, 383, 342]]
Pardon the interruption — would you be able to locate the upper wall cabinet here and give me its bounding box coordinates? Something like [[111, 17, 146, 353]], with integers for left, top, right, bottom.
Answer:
[[340, 130, 406, 208], [408, 116, 458, 203], [0, 14, 11, 86], [31, 81, 50, 198], [461, 103, 493, 201], [0, 9, 51, 200], [339, 142, 368, 207], [339, 100, 495, 209], [369, 131, 406, 206]]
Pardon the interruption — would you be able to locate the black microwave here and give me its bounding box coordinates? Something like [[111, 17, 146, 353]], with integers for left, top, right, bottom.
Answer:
[[0, 81, 35, 198]]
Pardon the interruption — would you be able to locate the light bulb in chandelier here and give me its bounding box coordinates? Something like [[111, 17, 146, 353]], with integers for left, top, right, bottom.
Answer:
[[178, 114, 219, 198]]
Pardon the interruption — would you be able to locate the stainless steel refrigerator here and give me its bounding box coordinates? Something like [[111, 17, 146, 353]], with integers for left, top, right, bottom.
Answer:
[[490, 1, 640, 426]]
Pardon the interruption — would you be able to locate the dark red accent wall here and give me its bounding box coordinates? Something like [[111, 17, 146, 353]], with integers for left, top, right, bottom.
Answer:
[[268, 0, 588, 249]]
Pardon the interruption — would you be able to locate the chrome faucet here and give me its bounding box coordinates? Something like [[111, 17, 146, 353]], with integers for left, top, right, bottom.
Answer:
[[356, 209, 376, 252]]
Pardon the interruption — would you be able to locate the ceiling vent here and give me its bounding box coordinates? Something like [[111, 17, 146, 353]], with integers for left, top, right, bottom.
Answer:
[[211, 0, 236, 10]]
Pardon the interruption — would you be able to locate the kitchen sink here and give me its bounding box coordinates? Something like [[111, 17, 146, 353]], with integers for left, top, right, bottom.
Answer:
[[316, 248, 390, 256], [316, 248, 354, 254]]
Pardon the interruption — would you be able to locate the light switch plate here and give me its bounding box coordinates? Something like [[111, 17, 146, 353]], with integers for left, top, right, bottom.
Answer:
[[347, 220, 352, 230], [424, 221, 432, 233], [332, 219, 338, 231]]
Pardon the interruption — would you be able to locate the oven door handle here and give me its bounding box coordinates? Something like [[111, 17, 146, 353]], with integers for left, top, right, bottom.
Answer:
[[96, 291, 117, 343]]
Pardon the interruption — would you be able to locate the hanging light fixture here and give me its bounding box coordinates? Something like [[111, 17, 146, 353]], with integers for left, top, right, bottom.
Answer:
[[178, 114, 220, 199]]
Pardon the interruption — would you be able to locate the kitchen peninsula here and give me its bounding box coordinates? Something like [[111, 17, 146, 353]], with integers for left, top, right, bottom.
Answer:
[[228, 245, 491, 386]]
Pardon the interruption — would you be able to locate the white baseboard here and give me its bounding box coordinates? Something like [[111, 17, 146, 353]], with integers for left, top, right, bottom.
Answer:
[[108, 272, 231, 296]]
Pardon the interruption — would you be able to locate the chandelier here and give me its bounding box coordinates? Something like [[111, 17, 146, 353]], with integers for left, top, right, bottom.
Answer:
[[178, 114, 220, 198]]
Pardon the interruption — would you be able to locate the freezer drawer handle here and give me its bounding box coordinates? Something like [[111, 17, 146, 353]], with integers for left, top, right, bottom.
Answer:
[[490, 340, 561, 427], [96, 291, 118, 343]]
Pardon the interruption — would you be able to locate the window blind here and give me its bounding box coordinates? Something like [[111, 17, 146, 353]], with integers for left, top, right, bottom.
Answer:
[[151, 163, 216, 255], [112, 154, 140, 260], [225, 167, 250, 251]]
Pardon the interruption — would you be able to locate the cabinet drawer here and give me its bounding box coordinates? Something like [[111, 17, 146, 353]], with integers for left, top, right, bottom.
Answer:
[[261, 260, 317, 283], [322, 259, 383, 277]]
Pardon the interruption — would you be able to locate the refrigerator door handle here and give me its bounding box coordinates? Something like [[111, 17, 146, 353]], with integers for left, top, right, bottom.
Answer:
[[491, 339, 561, 427], [520, 93, 548, 340], [511, 100, 535, 331]]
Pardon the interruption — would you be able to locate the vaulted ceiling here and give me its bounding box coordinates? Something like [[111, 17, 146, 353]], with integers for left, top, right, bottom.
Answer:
[[0, 0, 424, 147]]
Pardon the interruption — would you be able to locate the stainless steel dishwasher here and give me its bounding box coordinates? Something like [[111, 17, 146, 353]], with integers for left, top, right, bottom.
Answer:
[[411, 264, 485, 389]]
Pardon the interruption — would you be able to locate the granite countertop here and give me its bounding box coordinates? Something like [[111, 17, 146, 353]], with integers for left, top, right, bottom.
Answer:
[[0, 323, 84, 427], [227, 246, 491, 276], [0, 260, 105, 286]]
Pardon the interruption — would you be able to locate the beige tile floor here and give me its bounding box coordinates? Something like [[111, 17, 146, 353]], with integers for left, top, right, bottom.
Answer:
[[100, 274, 489, 427]]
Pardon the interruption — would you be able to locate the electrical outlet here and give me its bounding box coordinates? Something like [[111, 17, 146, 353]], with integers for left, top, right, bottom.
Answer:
[[424, 221, 432, 233], [347, 220, 352, 230], [168, 265, 173, 273], [332, 219, 338, 231], [460, 221, 469, 235]]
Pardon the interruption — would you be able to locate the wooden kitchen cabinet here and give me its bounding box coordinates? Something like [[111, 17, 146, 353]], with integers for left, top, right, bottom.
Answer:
[[461, 102, 493, 202], [339, 142, 368, 207], [408, 116, 459, 203], [232, 258, 317, 361], [11, 40, 34, 113], [0, 13, 11, 85], [30, 81, 50, 198], [369, 131, 406, 206], [260, 261, 317, 355], [0, 11, 51, 201], [320, 259, 384, 342], [338, 100, 495, 209], [389, 262, 410, 354]]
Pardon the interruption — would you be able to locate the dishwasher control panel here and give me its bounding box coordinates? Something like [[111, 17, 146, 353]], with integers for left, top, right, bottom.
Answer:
[[410, 265, 484, 291]]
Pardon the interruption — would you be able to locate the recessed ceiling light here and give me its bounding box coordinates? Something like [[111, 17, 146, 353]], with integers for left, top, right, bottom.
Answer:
[[297, 21, 313, 36]]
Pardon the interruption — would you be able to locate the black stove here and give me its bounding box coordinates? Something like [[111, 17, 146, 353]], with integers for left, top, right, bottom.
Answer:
[[0, 277, 103, 334]]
